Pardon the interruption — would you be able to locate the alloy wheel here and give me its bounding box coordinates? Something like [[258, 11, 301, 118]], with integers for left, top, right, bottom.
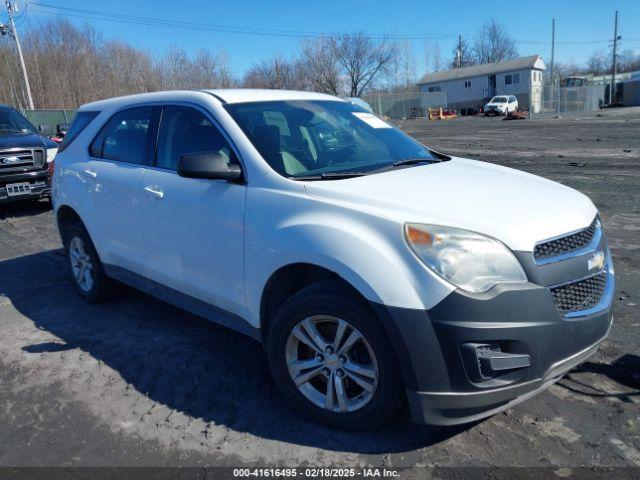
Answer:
[[285, 315, 379, 413], [69, 236, 94, 292]]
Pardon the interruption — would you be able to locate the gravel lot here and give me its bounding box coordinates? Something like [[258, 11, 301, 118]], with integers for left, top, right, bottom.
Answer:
[[0, 109, 639, 472]]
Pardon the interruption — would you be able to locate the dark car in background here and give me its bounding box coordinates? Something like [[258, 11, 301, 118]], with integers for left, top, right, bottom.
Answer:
[[0, 105, 58, 204]]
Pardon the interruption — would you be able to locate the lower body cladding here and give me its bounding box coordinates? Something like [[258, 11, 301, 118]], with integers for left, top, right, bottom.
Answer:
[[371, 255, 614, 426], [0, 170, 50, 204]]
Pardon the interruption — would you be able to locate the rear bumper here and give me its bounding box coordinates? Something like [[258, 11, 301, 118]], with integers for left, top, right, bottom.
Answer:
[[0, 170, 50, 203], [371, 268, 614, 425]]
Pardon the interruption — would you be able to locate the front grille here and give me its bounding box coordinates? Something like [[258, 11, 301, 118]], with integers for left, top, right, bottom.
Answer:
[[534, 218, 598, 261], [551, 269, 608, 313], [0, 148, 44, 172]]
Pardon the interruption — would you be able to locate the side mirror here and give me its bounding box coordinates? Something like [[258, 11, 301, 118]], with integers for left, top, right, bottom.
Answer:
[[177, 152, 243, 182]]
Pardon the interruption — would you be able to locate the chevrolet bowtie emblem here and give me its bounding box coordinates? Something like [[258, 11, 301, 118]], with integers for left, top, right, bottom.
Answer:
[[588, 251, 606, 271]]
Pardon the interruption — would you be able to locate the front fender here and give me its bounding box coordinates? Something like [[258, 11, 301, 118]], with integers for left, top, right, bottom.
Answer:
[[244, 204, 454, 328]]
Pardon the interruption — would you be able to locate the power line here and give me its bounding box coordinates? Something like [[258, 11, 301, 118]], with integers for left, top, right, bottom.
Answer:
[[30, 3, 455, 40], [25, 2, 640, 49]]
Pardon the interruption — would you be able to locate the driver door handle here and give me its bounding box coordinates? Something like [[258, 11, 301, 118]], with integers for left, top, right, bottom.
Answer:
[[83, 168, 97, 179], [144, 186, 164, 199]]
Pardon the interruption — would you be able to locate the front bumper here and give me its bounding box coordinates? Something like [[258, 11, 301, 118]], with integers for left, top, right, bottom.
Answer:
[[406, 318, 610, 425], [485, 107, 505, 115], [0, 170, 50, 203], [371, 259, 614, 426]]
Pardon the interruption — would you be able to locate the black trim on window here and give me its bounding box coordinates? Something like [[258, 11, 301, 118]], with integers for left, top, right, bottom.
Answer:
[[58, 111, 100, 153], [87, 106, 159, 166], [147, 106, 162, 167], [147, 103, 246, 183]]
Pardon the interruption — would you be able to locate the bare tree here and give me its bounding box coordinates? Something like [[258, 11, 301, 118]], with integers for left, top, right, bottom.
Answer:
[[450, 36, 476, 68], [617, 49, 640, 74], [300, 39, 342, 95], [586, 50, 609, 75], [386, 40, 416, 91], [330, 32, 396, 97], [472, 19, 518, 64], [423, 42, 443, 73], [0, 20, 234, 109], [243, 56, 306, 90]]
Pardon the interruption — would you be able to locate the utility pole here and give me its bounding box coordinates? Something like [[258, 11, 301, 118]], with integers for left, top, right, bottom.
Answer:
[[4, 1, 34, 109], [550, 19, 555, 83], [609, 10, 619, 104]]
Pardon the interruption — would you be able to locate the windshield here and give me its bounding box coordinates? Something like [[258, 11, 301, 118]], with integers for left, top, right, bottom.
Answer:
[[0, 107, 37, 135], [490, 96, 508, 103], [225, 100, 435, 178]]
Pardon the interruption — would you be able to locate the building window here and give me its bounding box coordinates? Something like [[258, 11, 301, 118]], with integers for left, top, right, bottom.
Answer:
[[464, 80, 472, 88], [427, 86, 441, 92], [513, 73, 520, 84], [504, 74, 513, 85]]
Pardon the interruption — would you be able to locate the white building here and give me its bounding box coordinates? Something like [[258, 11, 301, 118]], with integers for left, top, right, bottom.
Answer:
[[417, 55, 546, 113]]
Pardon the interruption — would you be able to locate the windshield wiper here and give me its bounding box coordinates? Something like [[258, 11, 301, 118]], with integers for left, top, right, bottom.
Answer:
[[0, 128, 29, 134], [290, 157, 441, 181], [291, 171, 367, 181], [363, 157, 437, 176], [392, 157, 437, 167]]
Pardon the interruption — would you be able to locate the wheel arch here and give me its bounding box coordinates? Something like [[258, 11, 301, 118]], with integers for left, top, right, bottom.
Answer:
[[258, 262, 419, 391], [56, 204, 85, 246], [259, 262, 367, 342]]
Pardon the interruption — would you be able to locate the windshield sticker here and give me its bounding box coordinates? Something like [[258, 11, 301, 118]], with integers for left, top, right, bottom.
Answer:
[[352, 112, 392, 129]]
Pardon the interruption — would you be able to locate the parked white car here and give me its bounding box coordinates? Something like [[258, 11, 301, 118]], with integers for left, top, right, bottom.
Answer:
[[52, 89, 614, 429], [485, 95, 519, 115]]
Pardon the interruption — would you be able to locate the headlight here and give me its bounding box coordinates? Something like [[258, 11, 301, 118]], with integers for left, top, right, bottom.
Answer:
[[405, 223, 527, 293], [46, 147, 58, 163]]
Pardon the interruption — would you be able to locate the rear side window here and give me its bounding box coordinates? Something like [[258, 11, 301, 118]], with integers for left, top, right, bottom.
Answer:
[[58, 111, 99, 153], [89, 107, 153, 165]]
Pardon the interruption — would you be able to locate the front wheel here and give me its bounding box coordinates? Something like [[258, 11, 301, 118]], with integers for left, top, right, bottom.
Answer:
[[266, 281, 404, 429]]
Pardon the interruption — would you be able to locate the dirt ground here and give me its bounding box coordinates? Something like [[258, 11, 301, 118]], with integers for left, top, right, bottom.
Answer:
[[0, 108, 639, 472]]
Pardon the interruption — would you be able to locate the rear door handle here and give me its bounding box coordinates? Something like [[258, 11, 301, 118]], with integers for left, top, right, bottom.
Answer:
[[83, 168, 97, 179], [144, 186, 164, 199]]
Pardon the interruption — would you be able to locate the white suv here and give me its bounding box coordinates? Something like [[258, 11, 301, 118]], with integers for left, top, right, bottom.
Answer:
[[53, 90, 614, 429], [484, 95, 519, 115]]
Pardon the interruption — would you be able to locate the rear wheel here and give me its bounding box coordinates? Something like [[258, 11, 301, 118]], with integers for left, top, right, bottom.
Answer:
[[266, 281, 403, 429], [63, 221, 111, 302]]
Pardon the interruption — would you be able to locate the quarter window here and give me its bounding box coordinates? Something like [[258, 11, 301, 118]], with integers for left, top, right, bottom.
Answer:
[[156, 105, 234, 171], [59, 111, 99, 153], [90, 107, 153, 164]]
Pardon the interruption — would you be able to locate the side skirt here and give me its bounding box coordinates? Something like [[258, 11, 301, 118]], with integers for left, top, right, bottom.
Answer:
[[103, 264, 261, 342]]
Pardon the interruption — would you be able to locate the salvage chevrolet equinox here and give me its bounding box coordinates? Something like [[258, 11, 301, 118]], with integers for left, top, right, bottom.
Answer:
[[52, 90, 614, 429]]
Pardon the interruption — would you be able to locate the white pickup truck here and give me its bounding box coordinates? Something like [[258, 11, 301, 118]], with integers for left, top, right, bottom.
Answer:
[[52, 89, 614, 429]]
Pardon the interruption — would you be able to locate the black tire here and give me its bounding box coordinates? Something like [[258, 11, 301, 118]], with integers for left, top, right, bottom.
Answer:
[[62, 220, 112, 303], [266, 281, 404, 430]]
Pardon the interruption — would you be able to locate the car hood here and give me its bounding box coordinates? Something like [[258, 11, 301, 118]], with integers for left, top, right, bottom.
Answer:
[[0, 131, 56, 149], [304, 157, 597, 252]]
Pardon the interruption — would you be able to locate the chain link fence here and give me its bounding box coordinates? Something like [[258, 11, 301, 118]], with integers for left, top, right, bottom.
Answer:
[[21, 109, 76, 135], [531, 84, 606, 118], [363, 91, 448, 119]]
